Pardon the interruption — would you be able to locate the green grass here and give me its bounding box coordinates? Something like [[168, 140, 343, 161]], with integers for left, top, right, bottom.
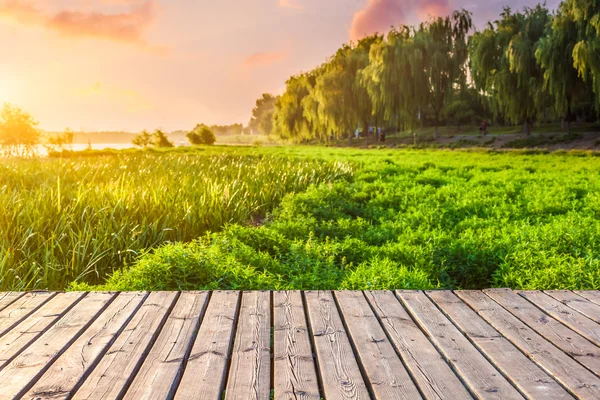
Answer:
[[65, 146, 600, 292], [0, 148, 352, 290]]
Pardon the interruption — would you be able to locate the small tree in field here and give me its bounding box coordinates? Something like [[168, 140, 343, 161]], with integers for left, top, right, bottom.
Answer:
[[153, 129, 174, 148], [0, 103, 40, 157], [46, 128, 75, 152], [186, 124, 216, 145], [132, 129, 153, 148]]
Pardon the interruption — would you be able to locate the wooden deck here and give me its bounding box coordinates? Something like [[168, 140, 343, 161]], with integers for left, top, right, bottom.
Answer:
[[0, 290, 599, 399]]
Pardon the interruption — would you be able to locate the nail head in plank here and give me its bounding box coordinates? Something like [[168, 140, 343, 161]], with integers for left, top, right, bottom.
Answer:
[[273, 291, 320, 400], [461, 289, 600, 399], [365, 291, 472, 400], [427, 290, 571, 400], [23, 292, 147, 400], [72, 291, 178, 400], [304, 290, 370, 400], [174, 291, 240, 400], [0, 292, 115, 399], [396, 290, 523, 400], [225, 290, 271, 400], [124, 292, 209, 400], [334, 291, 422, 400]]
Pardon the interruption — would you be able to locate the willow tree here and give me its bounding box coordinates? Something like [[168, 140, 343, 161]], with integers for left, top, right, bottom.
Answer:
[[302, 35, 381, 142], [361, 26, 420, 135], [536, 2, 587, 134], [272, 73, 315, 141], [470, 6, 550, 134], [565, 0, 600, 110], [411, 10, 472, 138]]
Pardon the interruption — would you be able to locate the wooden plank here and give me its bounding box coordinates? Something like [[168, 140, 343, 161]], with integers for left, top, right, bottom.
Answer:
[[273, 291, 320, 400], [460, 289, 600, 399], [174, 291, 240, 400], [0, 292, 114, 399], [483, 288, 600, 375], [520, 290, 600, 346], [574, 290, 600, 306], [365, 291, 472, 400], [396, 290, 523, 400], [0, 292, 24, 312], [124, 292, 209, 399], [22, 292, 146, 400], [305, 290, 370, 400], [545, 290, 600, 324], [334, 291, 422, 399], [225, 290, 271, 400], [427, 290, 571, 400], [0, 292, 84, 370], [72, 291, 177, 399], [0, 292, 55, 338]]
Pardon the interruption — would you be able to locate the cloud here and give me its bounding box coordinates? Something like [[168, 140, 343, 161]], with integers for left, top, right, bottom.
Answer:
[[279, 0, 303, 10], [243, 51, 288, 67], [350, 0, 450, 41], [0, 0, 161, 50]]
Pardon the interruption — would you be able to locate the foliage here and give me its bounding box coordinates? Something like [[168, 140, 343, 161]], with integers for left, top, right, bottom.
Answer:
[[153, 129, 174, 148], [0, 103, 40, 157], [187, 124, 216, 145], [249, 94, 277, 135], [65, 146, 600, 292], [470, 5, 551, 134], [45, 128, 75, 153], [132, 129, 153, 148], [0, 149, 352, 290]]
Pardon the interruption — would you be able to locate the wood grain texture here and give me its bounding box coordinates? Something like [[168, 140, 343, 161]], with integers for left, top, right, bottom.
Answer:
[[0, 292, 114, 400], [124, 292, 209, 400], [0, 292, 55, 338], [365, 291, 472, 400], [0, 292, 84, 370], [574, 290, 600, 306], [461, 289, 600, 399], [335, 291, 422, 400], [72, 291, 178, 400], [304, 290, 370, 400], [545, 290, 600, 324], [483, 288, 600, 375], [427, 290, 571, 400], [225, 291, 271, 400], [520, 290, 600, 346], [397, 290, 523, 400], [0, 292, 24, 312], [22, 292, 146, 400], [273, 291, 320, 400], [174, 291, 240, 400]]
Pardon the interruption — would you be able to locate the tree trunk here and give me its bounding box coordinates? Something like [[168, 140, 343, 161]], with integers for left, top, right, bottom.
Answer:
[[566, 95, 572, 136], [523, 121, 529, 135], [434, 125, 440, 139]]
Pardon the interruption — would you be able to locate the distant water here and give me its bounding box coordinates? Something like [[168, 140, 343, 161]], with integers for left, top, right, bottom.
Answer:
[[36, 143, 135, 156]]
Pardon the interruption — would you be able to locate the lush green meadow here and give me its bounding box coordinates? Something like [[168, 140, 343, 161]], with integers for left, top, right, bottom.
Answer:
[[2, 146, 600, 291], [0, 148, 351, 290]]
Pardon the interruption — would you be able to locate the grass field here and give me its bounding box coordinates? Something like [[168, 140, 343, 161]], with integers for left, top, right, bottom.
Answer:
[[3, 145, 600, 291]]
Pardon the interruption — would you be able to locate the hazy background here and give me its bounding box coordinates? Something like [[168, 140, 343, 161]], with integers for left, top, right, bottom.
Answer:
[[0, 0, 559, 132]]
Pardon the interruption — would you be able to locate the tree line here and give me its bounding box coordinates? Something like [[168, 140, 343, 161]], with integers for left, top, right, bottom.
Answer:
[[249, 0, 600, 142]]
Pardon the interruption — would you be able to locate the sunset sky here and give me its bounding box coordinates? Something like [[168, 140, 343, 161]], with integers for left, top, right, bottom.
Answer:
[[0, 0, 559, 132]]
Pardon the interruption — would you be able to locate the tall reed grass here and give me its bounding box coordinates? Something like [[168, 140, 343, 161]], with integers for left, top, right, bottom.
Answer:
[[0, 152, 352, 290]]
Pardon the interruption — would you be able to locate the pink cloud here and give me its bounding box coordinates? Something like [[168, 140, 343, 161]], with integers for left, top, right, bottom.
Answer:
[[243, 51, 288, 67], [350, 0, 450, 41], [0, 0, 160, 49]]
